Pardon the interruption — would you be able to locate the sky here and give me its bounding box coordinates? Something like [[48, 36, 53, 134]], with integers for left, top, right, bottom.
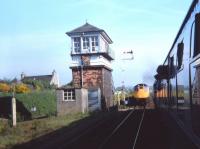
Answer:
[[0, 0, 192, 87]]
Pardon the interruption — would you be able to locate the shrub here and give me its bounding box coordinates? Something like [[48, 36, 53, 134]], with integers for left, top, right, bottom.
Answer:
[[15, 84, 30, 93], [22, 80, 41, 90], [22, 79, 55, 90], [0, 83, 11, 93]]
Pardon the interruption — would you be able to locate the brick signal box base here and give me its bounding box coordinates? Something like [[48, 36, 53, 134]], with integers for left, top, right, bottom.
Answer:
[[71, 66, 113, 110]]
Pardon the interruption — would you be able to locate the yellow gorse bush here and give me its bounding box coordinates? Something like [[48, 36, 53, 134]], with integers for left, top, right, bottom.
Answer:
[[15, 84, 30, 93], [0, 83, 11, 92]]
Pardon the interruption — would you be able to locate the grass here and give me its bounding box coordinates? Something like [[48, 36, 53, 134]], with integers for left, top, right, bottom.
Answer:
[[0, 112, 90, 149]]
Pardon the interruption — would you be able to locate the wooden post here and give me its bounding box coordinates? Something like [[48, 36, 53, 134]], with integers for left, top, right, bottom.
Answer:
[[12, 97, 17, 127]]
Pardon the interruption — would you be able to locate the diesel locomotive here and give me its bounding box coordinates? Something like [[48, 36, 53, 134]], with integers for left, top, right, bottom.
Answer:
[[131, 84, 150, 106]]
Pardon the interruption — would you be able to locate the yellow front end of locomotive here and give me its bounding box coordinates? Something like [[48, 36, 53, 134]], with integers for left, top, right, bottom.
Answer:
[[133, 89, 149, 100]]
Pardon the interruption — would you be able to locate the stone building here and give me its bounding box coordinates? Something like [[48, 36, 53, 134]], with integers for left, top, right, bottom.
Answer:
[[66, 22, 114, 110]]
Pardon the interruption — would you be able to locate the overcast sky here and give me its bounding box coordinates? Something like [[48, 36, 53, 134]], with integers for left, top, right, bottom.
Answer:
[[0, 0, 192, 87]]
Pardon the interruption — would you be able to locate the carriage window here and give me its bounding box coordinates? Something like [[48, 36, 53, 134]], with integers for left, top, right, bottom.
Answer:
[[193, 13, 200, 57], [177, 42, 184, 70], [169, 56, 175, 77], [190, 21, 195, 58]]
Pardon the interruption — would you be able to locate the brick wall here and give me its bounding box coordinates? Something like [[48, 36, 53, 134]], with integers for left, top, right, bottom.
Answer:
[[72, 67, 102, 89], [72, 69, 82, 88], [71, 67, 113, 110]]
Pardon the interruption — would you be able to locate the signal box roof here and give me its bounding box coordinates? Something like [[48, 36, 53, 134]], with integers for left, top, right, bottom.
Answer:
[[66, 22, 113, 44]]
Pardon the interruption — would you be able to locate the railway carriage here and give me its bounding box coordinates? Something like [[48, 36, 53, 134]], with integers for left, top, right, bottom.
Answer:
[[154, 0, 200, 147]]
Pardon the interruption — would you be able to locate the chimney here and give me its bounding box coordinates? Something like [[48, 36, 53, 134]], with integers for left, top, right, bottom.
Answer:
[[21, 72, 25, 80], [52, 70, 56, 76]]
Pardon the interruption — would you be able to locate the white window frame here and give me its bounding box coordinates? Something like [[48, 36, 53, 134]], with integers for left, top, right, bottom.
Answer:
[[83, 37, 90, 50], [73, 37, 81, 53], [91, 36, 98, 52], [64, 89, 75, 101]]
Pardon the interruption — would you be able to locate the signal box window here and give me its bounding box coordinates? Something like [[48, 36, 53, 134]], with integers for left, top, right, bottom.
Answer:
[[91, 36, 98, 51], [83, 37, 89, 50], [74, 37, 81, 53]]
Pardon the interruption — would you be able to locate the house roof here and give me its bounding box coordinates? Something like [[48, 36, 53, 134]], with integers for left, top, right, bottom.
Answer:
[[66, 23, 113, 44], [22, 75, 52, 82]]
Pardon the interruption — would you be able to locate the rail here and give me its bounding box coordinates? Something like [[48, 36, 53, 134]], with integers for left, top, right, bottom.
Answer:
[[98, 110, 134, 149], [132, 107, 146, 149], [98, 108, 146, 149]]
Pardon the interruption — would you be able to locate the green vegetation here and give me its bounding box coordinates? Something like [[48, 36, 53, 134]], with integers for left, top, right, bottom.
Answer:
[[16, 90, 56, 119], [0, 92, 11, 97], [0, 90, 56, 119], [22, 79, 56, 90], [0, 77, 57, 119], [0, 113, 90, 149]]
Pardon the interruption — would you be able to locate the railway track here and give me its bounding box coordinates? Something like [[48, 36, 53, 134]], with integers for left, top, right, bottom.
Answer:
[[14, 108, 197, 149], [63, 110, 132, 149], [64, 108, 146, 149], [98, 108, 145, 149]]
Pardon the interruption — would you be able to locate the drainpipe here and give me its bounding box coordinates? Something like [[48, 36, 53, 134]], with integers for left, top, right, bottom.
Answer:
[[81, 64, 83, 88]]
